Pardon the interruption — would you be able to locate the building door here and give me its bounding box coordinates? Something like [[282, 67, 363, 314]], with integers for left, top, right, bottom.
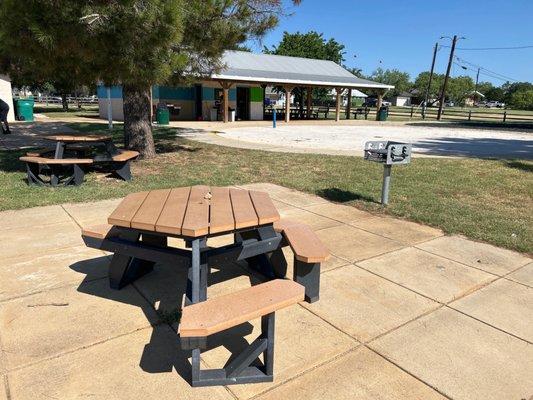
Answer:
[[194, 84, 202, 120], [236, 87, 250, 120]]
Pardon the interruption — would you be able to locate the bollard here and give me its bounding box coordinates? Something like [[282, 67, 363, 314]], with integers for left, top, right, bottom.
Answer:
[[381, 165, 392, 206], [273, 108, 277, 128]]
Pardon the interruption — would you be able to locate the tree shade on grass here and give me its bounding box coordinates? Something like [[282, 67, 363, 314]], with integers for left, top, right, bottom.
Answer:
[[0, 0, 301, 158], [0, 122, 531, 254]]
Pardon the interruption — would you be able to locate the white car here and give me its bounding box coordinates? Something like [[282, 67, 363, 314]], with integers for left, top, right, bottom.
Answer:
[[485, 101, 504, 108]]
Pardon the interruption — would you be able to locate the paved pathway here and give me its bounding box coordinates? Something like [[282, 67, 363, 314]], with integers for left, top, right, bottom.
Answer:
[[0, 184, 531, 400]]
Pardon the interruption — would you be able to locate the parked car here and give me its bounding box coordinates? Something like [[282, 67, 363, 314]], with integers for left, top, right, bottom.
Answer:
[[485, 101, 504, 108], [362, 98, 391, 107]]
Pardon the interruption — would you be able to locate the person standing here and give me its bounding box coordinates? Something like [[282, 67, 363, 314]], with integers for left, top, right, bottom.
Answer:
[[0, 98, 11, 134]]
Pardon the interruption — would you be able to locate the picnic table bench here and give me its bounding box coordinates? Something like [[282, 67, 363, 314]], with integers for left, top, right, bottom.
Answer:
[[19, 134, 138, 186], [81, 185, 329, 387]]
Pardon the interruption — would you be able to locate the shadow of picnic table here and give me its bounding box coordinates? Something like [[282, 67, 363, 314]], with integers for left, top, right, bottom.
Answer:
[[69, 250, 263, 383]]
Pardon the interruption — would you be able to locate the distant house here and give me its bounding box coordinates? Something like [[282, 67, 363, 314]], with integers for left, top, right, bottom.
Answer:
[[0, 75, 15, 122], [464, 91, 485, 107], [391, 91, 412, 107]]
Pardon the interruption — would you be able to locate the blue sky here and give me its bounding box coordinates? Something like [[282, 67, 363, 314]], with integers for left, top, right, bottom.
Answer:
[[248, 0, 533, 85]]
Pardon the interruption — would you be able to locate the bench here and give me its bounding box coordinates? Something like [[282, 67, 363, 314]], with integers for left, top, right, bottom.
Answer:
[[316, 106, 330, 119], [273, 219, 329, 303], [96, 149, 139, 181], [25, 148, 54, 157], [19, 156, 93, 186], [351, 107, 369, 120], [179, 279, 305, 386]]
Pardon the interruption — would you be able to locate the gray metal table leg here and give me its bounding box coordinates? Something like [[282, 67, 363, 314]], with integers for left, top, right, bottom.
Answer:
[[108, 232, 166, 289]]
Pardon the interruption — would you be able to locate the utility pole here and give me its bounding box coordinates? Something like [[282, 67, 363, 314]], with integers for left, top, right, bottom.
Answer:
[[437, 35, 458, 120], [423, 42, 439, 119], [473, 67, 480, 104]]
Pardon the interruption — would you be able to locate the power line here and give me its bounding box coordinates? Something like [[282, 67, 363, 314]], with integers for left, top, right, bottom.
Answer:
[[454, 56, 519, 82], [441, 44, 533, 51]]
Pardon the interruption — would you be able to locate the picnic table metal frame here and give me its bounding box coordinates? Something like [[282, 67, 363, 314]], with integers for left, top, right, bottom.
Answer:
[[83, 222, 283, 386]]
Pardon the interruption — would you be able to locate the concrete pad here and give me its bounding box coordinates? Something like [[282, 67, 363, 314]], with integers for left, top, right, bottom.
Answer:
[[303, 202, 374, 224], [357, 247, 496, 303], [370, 308, 533, 400], [202, 305, 356, 400], [0, 377, 6, 400], [315, 225, 404, 262], [507, 262, 533, 287], [0, 220, 84, 260], [62, 198, 122, 227], [303, 265, 439, 342], [0, 205, 70, 230], [0, 279, 158, 370], [271, 189, 328, 207], [279, 208, 342, 231], [350, 216, 443, 245], [417, 235, 531, 276], [257, 347, 446, 400], [271, 199, 297, 212], [450, 279, 533, 341], [7, 326, 233, 400], [238, 183, 327, 208], [279, 245, 350, 276], [0, 245, 108, 301]]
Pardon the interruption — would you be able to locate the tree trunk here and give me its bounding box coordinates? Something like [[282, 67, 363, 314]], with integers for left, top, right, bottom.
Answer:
[[123, 84, 156, 158], [61, 94, 69, 111]]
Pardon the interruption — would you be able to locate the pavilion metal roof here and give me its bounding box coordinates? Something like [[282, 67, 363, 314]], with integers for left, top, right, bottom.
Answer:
[[210, 51, 394, 90]]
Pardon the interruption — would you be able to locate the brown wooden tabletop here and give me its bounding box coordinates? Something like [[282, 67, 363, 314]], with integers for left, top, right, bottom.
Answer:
[[42, 134, 112, 142], [108, 186, 280, 238]]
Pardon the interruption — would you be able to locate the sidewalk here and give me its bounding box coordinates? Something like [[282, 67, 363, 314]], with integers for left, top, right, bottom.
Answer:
[[0, 184, 531, 400]]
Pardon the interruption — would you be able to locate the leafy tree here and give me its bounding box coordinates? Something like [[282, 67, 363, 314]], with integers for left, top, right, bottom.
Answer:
[[413, 71, 444, 105], [265, 31, 345, 64], [0, 0, 300, 158], [447, 75, 474, 103], [370, 68, 411, 98], [484, 87, 505, 102], [508, 89, 533, 110], [264, 31, 346, 105]]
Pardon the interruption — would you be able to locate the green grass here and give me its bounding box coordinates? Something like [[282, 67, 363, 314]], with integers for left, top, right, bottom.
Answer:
[[34, 104, 100, 119], [1, 122, 531, 254]]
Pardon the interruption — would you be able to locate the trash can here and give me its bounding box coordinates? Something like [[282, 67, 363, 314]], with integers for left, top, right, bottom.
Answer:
[[229, 108, 236, 122], [15, 98, 34, 122], [377, 105, 388, 121], [210, 107, 218, 121], [156, 104, 170, 125]]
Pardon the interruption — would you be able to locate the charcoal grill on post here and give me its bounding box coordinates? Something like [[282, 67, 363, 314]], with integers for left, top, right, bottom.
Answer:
[[364, 141, 412, 205]]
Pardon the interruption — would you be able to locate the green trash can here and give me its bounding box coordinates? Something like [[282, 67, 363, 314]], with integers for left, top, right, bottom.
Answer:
[[15, 98, 35, 122], [156, 105, 170, 125], [377, 105, 388, 121]]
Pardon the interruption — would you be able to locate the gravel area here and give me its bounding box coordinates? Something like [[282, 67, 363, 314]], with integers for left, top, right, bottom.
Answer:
[[217, 123, 533, 158]]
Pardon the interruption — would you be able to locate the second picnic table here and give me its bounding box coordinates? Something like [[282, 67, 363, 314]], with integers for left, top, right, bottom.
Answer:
[[42, 134, 118, 160]]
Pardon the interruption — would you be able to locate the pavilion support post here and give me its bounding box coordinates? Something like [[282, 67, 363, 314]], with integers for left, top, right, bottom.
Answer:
[[306, 87, 312, 119], [284, 85, 293, 123], [346, 89, 352, 120], [375, 91, 384, 121], [220, 81, 232, 123], [335, 87, 344, 122]]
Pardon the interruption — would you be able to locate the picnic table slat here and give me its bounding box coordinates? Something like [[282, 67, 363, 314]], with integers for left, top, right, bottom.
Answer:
[[108, 191, 150, 228], [130, 189, 171, 231], [249, 190, 280, 225], [209, 187, 235, 234], [229, 188, 259, 229], [181, 185, 210, 237], [43, 134, 112, 142], [155, 186, 191, 235]]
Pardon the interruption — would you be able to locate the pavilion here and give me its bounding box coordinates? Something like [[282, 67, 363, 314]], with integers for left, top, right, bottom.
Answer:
[[97, 51, 393, 123]]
